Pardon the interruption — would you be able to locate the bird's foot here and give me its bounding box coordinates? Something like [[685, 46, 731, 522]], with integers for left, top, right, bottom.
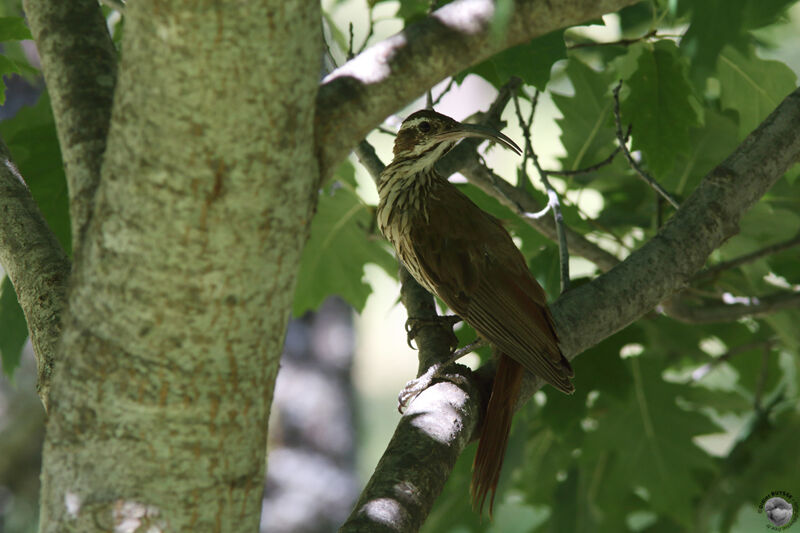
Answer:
[[397, 361, 469, 413], [405, 315, 461, 351], [452, 337, 487, 359]]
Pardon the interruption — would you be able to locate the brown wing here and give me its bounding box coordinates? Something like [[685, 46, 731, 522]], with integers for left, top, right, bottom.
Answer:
[[408, 179, 574, 393]]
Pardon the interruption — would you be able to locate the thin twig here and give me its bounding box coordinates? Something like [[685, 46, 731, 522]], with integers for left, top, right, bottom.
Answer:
[[431, 78, 456, 108], [694, 231, 800, 281], [322, 37, 338, 72], [567, 29, 658, 49], [355, 140, 385, 184], [667, 291, 800, 324], [691, 339, 776, 382], [346, 22, 355, 60], [546, 126, 629, 177], [513, 89, 571, 293], [355, 7, 376, 55], [452, 338, 487, 359], [434, 78, 620, 272], [612, 80, 680, 209]]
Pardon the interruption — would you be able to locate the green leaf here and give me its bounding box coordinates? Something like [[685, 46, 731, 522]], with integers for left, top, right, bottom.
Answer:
[[712, 411, 800, 531], [679, 386, 753, 415], [292, 162, 395, 316], [620, 40, 702, 176], [0, 16, 32, 41], [528, 244, 560, 301], [679, 0, 747, 73], [395, 0, 429, 23], [661, 109, 739, 196], [0, 53, 19, 76], [581, 357, 718, 526], [553, 58, 616, 173], [618, 3, 657, 32], [717, 45, 798, 140], [678, 0, 797, 74], [0, 55, 37, 105], [0, 276, 28, 378], [0, 54, 18, 104], [0, 92, 72, 254], [740, 0, 798, 29], [456, 30, 566, 91]]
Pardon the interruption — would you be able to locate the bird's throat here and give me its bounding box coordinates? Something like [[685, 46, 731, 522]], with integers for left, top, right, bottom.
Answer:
[[376, 166, 439, 251]]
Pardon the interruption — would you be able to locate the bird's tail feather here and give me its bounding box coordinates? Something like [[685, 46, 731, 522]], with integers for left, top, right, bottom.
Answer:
[[470, 353, 523, 518]]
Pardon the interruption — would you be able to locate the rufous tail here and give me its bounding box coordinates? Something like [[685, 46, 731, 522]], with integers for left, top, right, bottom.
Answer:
[[470, 353, 523, 517]]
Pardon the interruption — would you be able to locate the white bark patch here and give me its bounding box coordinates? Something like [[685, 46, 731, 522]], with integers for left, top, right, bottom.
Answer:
[[361, 497, 403, 524], [64, 491, 81, 518], [113, 500, 165, 533], [434, 0, 494, 34]]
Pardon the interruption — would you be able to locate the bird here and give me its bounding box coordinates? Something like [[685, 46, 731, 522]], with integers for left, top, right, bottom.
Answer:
[[376, 109, 574, 517]]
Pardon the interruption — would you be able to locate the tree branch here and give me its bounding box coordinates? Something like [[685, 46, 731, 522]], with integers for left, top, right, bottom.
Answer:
[[0, 138, 70, 409], [23, 0, 118, 246], [665, 291, 800, 324], [549, 86, 800, 362], [612, 80, 681, 209], [340, 364, 479, 533], [693, 230, 800, 281], [691, 338, 776, 382], [514, 89, 571, 291], [452, 152, 622, 272], [315, 0, 641, 178], [348, 140, 485, 533], [435, 81, 622, 272]]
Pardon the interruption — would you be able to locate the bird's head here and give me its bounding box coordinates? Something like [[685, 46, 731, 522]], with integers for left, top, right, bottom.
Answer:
[[392, 109, 521, 171]]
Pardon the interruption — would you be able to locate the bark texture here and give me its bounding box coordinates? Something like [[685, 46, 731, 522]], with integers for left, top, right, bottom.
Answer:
[[550, 87, 800, 362], [0, 139, 69, 406], [37, 2, 321, 532], [23, 0, 117, 246]]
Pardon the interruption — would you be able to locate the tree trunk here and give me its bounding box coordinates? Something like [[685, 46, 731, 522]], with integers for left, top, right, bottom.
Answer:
[[37, 2, 321, 531]]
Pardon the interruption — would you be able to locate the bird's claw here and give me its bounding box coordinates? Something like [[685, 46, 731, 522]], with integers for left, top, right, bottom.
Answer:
[[405, 315, 461, 351], [397, 362, 470, 413], [397, 363, 441, 413]]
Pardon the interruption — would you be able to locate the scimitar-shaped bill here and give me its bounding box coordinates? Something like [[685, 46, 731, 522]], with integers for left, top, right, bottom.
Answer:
[[433, 122, 522, 155]]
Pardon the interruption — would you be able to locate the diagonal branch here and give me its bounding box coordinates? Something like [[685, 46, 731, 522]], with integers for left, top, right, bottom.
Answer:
[[514, 89, 571, 291], [612, 80, 681, 209], [315, 0, 641, 179], [548, 86, 800, 363], [691, 338, 776, 382], [0, 137, 70, 409], [436, 81, 622, 272], [693, 230, 800, 281], [453, 151, 622, 272], [23, 0, 118, 246], [348, 139, 484, 533], [664, 291, 800, 324]]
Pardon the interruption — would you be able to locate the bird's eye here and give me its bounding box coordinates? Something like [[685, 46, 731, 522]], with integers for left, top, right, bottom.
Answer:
[[419, 121, 431, 133]]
